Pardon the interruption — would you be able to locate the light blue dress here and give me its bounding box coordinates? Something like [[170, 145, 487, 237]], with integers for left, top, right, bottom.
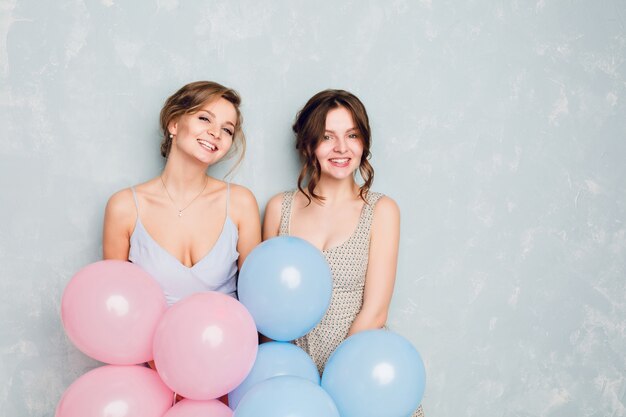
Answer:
[[128, 185, 239, 306]]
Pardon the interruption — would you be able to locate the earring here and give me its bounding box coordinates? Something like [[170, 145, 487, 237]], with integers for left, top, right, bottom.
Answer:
[[169, 133, 174, 139]]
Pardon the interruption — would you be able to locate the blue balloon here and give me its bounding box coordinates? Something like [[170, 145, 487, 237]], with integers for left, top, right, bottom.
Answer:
[[321, 330, 426, 417], [233, 375, 339, 417], [228, 342, 320, 409], [237, 237, 332, 341]]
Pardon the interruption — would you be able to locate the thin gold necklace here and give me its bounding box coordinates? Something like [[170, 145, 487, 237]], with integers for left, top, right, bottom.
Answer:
[[160, 175, 208, 217]]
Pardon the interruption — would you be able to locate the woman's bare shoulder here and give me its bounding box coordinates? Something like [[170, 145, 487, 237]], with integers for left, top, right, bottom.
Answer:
[[103, 187, 137, 237], [228, 183, 258, 206], [371, 194, 400, 226], [265, 192, 286, 210], [373, 194, 399, 212], [106, 188, 135, 216]]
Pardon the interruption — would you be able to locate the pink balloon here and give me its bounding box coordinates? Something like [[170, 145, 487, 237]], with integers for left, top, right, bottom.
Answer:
[[164, 399, 233, 417], [153, 292, 258, 400], [55, 365, 173, 417], [61, 260, 167, 364]]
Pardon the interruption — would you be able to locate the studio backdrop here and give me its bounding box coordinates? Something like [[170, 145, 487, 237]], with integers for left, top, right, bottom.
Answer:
[[1, 1, 625, 416]]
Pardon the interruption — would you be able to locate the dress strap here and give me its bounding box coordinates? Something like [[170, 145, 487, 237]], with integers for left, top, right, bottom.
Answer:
[[278, 190, 296, 236], [130, 186, 140, 217], [355, 191, 384, 240], [130, 187, 139, 207], [365, 191, 384, 207], [226, 183, 231, 216]]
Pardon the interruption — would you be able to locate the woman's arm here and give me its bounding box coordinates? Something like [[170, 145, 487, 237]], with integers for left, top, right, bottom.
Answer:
[[231, 185, 262, 269], [348, 196, 401, 336], [102, 189, 135, 260], [262, 193, 283, 240]]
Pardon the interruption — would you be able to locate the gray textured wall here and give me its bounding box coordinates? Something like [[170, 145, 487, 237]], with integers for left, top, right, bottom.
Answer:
[[1, 1, 625, 416]]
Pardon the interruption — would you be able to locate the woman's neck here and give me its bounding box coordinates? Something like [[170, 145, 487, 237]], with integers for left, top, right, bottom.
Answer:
[[313, 176, 360, 205], [161, 157, 209, 195]]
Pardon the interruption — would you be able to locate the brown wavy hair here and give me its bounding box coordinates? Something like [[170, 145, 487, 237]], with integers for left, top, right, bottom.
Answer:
[[159, 81, 245, 171], [293, 89, 374, 205]]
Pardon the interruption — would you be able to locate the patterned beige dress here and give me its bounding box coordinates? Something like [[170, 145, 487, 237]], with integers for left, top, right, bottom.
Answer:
[[278, 190, 424, 417]]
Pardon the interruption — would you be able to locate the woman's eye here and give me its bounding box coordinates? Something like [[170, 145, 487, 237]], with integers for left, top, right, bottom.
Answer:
[[223, 128, 234, 136], [323, 135, 331, 140], [199, 116, 210, 122], [348, 134, 358, 139]]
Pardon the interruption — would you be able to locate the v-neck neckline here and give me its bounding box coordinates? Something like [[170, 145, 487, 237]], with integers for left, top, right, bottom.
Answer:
[[133, 216, 231, 269]]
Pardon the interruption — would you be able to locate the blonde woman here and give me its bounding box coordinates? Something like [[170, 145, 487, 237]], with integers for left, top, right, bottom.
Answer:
[[103, 81, 261, 306]]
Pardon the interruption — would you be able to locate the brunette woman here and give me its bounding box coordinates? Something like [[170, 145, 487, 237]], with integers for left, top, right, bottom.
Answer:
[[263, 89, 423, 416]]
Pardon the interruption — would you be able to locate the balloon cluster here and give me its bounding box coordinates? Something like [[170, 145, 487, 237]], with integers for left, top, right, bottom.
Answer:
[[56, 237, 426, 417], [56, 260, 255, 417], [234, 237, 426, 417]]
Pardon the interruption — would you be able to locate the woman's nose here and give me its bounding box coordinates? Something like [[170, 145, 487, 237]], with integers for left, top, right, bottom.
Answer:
[[334, 138, 348, 152], [207, 125, 220, 139]]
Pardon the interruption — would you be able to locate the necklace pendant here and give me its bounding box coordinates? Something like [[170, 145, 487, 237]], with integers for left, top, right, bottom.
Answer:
[[160, 174, 208, 219]]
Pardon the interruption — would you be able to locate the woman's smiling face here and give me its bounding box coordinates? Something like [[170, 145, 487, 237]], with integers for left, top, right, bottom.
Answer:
[[315, 106, 364, 181], [169, 97, 237, 165]]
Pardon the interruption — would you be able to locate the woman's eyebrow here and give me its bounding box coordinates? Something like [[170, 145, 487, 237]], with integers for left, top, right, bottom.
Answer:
[[199, 109, 235, 127], [324, 127, 358, 133]]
